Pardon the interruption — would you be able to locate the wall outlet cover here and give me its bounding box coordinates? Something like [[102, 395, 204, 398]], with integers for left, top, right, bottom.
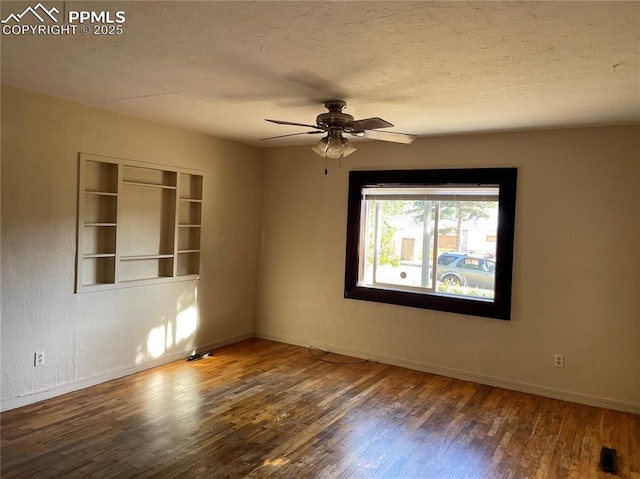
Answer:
[[34, 351, 45, 367]]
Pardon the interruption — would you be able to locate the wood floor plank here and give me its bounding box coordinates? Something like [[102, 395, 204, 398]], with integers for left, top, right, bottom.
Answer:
[[1, 338, 638, 478]]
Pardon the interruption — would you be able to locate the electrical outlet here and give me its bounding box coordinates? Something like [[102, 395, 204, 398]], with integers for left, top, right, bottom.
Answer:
[[34, 351, 45, 367], [554, 353, 564, 368]]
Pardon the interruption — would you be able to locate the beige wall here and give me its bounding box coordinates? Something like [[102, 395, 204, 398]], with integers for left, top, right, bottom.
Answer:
[[2, 85, 638, 414], [1, 86, 262, 409], [257, 126, 640, 413]]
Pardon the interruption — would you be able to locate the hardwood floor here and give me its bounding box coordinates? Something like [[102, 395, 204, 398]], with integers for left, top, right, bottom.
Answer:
[[1, 338, 638, 478]]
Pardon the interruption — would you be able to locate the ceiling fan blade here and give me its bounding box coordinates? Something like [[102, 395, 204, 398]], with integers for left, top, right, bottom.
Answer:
[[361, 130, 417, 144], [259, 131, 324, 141], [265, 119, 324, 130], [348, 117, 394, 132]]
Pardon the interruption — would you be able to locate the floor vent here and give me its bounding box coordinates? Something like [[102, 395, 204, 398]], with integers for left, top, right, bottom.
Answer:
[[600, 447, 618, 474]]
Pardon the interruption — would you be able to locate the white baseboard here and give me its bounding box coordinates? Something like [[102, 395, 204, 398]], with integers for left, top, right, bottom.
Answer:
[[0, 332, 253, 412], [255, 331, 640, 415], [4, 330, 638, 416]]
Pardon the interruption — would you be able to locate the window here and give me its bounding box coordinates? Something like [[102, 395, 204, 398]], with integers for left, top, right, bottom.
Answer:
[[344, 168, 517, 320]]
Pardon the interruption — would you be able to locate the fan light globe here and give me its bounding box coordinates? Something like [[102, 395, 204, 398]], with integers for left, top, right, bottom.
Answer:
[[325, 135, 343, 159], [341, 138, 357, 157], [311, 137, 329, 156]]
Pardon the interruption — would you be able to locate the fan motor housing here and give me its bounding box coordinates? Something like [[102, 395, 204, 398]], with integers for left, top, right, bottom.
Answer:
[[316, 100, 354, 130], [316, 111, 354, 129]]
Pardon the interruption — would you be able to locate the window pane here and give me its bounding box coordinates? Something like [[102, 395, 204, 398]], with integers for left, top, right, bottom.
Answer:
[[434, 199, 498, 301], [360, 199, 435, 291], [358, 191, 499, 300]]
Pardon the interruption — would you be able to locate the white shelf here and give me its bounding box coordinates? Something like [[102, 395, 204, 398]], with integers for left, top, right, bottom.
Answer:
[[85, 190, 118, 197], [122, 180, 177, 190], [76, 154, 204, 292], [120, 254, 174, 261], [119, 277, 170, 284]]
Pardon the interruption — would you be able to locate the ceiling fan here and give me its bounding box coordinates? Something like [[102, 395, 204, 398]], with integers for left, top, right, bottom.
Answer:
[[260, 100, 416, 160]]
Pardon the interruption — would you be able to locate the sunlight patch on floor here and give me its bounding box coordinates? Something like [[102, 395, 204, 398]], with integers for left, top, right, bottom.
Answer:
[[263, 457, 289, 467]]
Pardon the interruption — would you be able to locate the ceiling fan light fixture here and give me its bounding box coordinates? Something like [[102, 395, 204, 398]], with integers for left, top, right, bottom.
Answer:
[[311, 133, 357, 159]]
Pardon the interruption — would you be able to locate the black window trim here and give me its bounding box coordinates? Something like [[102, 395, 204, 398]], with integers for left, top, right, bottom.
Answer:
[[344, 168, 517, 321]]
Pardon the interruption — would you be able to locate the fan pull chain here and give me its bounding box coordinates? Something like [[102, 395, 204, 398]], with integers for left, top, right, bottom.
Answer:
[[325, 156, 328, 175]]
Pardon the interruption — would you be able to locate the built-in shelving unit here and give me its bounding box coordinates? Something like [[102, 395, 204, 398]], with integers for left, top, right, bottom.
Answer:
[[76, 154, 204, 292], [176, 173, 203, 277]]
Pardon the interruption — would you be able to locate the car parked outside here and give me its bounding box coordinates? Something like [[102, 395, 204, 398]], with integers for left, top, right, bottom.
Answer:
[[436, 252, 495, 289]]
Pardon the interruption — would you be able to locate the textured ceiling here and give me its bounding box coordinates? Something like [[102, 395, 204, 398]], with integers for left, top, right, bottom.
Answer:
[[2, 1, 639, 147]]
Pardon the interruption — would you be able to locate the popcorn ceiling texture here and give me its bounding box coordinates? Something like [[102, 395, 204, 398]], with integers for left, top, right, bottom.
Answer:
[[1, 1, 638, 145]]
